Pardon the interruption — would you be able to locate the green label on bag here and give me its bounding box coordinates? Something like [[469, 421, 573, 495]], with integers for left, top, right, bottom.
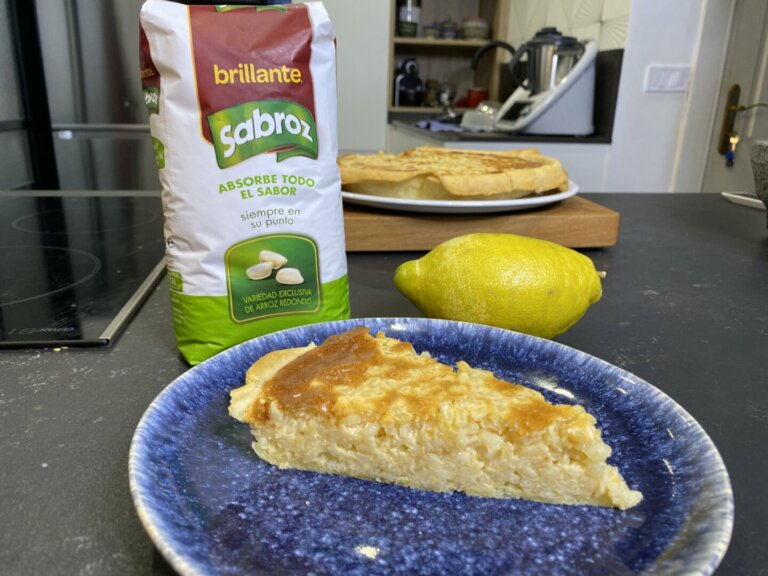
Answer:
[[225, 233, 320, 323], [214, 5, 288, 12], [152, 137, 165, 169], [167, 269, 183, 292], [214, 5, 249, 12], [169, 275, 350, 365], [208, 100, 318, 168], [143, 87, 159, 115]]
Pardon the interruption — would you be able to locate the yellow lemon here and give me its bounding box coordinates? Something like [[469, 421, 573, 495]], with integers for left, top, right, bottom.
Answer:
[[393, 233, 603, 339]]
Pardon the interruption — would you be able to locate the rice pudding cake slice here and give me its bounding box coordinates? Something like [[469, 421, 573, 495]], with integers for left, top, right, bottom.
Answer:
[[229, 327, 642, 509]]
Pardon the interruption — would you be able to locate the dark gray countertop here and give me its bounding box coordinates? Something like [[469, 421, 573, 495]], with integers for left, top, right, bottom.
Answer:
[[1, 193, 766, 575]]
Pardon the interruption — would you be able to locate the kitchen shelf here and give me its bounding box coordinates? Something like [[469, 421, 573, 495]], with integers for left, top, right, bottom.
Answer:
[[393, 37, 490, 48], [388, 0, 510, 119]]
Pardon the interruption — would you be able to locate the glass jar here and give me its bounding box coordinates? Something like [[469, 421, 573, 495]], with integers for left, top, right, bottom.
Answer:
[[439, 19, 459, 39], [462, 17, 489, 40], [397, 0, 421, 37]]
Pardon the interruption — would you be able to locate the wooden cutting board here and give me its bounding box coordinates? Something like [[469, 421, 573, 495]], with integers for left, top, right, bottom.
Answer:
[[343, 196, 619, 251]]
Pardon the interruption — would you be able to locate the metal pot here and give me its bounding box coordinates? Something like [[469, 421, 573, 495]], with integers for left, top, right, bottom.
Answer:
[[509, 27, 585, 94]]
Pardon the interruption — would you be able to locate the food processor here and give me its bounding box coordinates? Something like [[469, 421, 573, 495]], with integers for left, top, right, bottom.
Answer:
[[463, 28, 597, 135]]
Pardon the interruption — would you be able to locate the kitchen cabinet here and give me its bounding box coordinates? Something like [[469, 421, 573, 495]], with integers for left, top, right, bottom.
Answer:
[[388, 0, 509, 117]]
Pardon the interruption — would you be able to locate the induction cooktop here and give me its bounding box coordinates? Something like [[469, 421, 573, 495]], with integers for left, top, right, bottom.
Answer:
[[0, 191, 166, 348]]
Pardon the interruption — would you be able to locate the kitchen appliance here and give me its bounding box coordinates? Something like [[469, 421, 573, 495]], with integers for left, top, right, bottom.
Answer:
[[33, 0, 159, 190], [394, 58, 425, 107], [510, 27, 587, 94], [464, 28, 597, 135], [0, 192, 166, 348]]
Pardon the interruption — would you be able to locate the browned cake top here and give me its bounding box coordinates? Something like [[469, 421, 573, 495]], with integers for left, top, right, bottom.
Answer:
[[342, 148, 544, 176], [336, 146, 569, 197], [250, 327, 578, 435]]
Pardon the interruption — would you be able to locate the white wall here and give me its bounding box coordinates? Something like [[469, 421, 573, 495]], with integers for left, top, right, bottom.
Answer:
[[320, 0, 390, 154], [506, 0, 632, 50], [698, 0, 765, 194], [604, 0, 729, 192], [672, 0, 733, 193]]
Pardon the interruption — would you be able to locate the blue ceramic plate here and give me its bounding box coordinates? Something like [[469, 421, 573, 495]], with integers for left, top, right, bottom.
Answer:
[[129, 318, 733, 575]]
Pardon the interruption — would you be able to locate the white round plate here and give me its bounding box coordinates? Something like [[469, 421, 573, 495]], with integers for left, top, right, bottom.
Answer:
[[342, 181, 578, 214]]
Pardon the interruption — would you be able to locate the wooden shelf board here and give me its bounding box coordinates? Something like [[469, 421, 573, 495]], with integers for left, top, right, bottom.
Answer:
[[393, 37, 489, 48], [388, 106, 470, 113]]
